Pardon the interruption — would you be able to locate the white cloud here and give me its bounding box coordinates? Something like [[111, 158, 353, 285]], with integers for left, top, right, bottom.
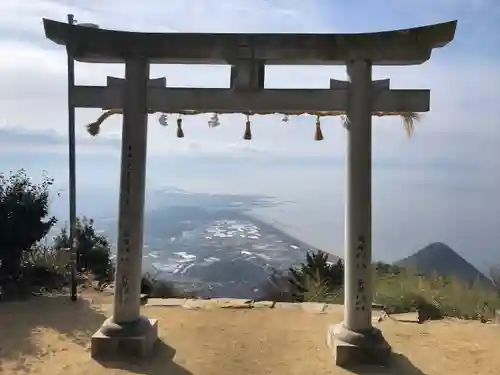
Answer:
[[0, 0, 498, 175]]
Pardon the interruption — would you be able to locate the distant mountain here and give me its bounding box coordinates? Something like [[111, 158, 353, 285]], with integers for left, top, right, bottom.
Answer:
[[394, 242, 491, 286]]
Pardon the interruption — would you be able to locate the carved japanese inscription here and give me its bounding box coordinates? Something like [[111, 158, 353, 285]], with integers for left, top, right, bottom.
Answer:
[[118, 143, 133, 305], [354, 235, 369, 311]]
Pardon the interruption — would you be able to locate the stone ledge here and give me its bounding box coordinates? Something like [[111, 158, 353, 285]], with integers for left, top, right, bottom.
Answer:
[[274, 302, 301, 310], [144, 298, 387, 320], [146, 298, 186, 307], [301, 302, 328, 313], [253, 300, 275, 308], [217, 299, 254, 309], [183, 299, 218, 310], [145, 298, 338, 312]]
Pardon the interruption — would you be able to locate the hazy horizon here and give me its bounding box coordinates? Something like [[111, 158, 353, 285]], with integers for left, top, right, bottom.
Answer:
[[1, 1, 499, 274], [3, 149, 497, 274]]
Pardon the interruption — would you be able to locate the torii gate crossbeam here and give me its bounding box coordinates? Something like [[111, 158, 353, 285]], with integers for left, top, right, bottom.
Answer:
[[71, 84, 430, 114]]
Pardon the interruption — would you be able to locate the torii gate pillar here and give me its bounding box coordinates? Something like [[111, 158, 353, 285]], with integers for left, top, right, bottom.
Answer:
[[91, 59, 159, 358], [327, 59, 390, 365]]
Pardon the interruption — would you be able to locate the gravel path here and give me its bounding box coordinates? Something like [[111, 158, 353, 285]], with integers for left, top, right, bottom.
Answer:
[[1, 290, 499, 375]]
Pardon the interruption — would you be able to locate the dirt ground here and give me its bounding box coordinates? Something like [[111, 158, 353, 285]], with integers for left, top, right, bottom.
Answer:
[[1, 290, 499, 375]]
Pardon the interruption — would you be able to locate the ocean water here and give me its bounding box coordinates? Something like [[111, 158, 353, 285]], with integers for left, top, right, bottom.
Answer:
[[38, 154, 500, 276]]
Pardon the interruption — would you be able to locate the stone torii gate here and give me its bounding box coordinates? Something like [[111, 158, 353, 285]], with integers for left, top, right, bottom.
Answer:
[[43, 18, 456, 366]]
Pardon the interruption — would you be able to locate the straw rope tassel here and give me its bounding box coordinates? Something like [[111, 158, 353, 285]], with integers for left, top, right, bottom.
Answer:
[[176, 117, 185, 138], [315, 115, 324, 141], [243, 115, 252, 140], [159, 113, 168, 126], [86, 108, 123, 136]]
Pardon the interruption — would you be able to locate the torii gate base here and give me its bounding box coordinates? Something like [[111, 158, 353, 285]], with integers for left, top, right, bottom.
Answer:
[[42, 18, 456, 367], [328, 326, 390, 366], [90, 60, 159, 359]]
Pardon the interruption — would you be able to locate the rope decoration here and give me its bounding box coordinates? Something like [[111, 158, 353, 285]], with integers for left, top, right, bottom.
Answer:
[[208, 113, 220, 128], [84, 108, 421, 139], [87, 108, 123, 136], [243, 114, 252, 140], [314, 115, 324, 141], [159, 113, 168, 126], [176, 116, 184, 138]]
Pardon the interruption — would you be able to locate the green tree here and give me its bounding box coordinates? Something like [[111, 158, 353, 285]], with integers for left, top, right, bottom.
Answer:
[[288, 250, 344, 302], [0, 170, 57, 284], [53, 216, 113, 281], [374, 261, 402, 275]]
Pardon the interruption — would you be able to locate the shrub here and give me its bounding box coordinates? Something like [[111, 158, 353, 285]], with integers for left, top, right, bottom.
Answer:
[[86, 246, 114, 282], [53, 216, 113, 282], [282, 252, 500, 323], [0, 170, 57, 286], [23, 244, 70, 276], [141, 272, 179, 298], [375, 270, 500, 321], [288, 250, 344, 303]]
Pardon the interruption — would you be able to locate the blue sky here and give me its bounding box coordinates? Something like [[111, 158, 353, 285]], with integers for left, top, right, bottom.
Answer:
[[0, 0, 499, 270]]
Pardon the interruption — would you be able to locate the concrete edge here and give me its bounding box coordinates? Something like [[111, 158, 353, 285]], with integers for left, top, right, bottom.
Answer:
[[141, 298, 495, 324], [145, 298, 332, 310], [144, 298, 384, 315]]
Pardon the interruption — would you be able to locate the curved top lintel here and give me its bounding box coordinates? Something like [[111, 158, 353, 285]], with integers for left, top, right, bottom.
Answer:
[[43, 19, 457, 65]]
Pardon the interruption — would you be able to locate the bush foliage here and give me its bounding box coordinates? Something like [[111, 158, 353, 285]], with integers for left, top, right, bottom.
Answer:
[[0, 170, 57, 285], [286, 253, 500, 322], [288, 251, 344, 302], [0, 169, 113, 299], [53, 216, 114, 281]]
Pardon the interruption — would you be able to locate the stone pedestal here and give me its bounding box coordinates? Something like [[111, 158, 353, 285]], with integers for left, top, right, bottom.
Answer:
[[327, 324, 391, 367], [91, 316, 158, 359]]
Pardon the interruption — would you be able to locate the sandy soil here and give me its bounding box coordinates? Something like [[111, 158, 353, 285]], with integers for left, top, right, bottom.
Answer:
[[1, 290, 499, 375]]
